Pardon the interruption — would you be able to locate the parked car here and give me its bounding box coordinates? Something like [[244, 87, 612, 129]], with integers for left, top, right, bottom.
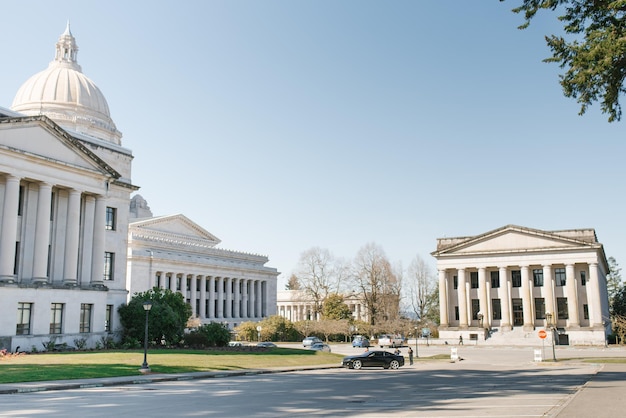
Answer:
[[302, 336, 323, 347], [228, 341, 243, 347], [342, 350, 405, 370], [309, 342, 331, 352], [352, 335, 370, 348], [377, 334, 404, 348], [257, 342, 277, 348]]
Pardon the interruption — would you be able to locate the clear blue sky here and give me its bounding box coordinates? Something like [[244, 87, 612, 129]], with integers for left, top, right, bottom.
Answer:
[[2, 1, 625, 290]]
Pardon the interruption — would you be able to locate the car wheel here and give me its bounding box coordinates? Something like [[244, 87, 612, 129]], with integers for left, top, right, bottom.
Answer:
[[352, 360, 362, 370], [389, 360, 400, 370]]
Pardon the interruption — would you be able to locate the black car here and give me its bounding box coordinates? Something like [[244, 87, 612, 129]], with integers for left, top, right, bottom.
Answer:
[[342, 350, 404, 370]]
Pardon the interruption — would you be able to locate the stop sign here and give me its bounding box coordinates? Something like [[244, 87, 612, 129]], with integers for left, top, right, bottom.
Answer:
[[538, 329, 547, 339]]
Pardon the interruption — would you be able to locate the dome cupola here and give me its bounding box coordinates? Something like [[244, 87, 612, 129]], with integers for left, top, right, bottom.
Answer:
[[11, 22, 122, 144]]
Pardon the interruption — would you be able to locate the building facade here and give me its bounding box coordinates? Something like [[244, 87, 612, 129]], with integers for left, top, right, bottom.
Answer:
[[0, 24, 135, 351], [277, 290, 368, 323], [0, 25, 278, 351], [127, 196, 278, 329], [432, 225, 610, 346]]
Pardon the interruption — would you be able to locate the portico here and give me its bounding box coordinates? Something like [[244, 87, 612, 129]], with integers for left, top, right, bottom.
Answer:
[[433, 225, 610, 346]]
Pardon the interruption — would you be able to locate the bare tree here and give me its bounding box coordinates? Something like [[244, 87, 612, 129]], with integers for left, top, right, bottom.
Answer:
[[294, 247, 346, 318], [407, 254, 437, 322], [352, 243, 401, 325]]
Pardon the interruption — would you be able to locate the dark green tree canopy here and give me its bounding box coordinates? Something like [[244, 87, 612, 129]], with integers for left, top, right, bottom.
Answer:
[[321, 293, 353, 320], [503, 0, 626, 121], [118, 287, 192, 346]]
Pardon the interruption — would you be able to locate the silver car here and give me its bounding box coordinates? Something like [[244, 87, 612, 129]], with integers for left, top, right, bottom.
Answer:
[[309, 342, 331, 352], [302, 336, 322, 347]]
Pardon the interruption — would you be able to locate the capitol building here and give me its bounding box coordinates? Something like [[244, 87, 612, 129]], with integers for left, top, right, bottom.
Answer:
[[0, 24, 278, 352]]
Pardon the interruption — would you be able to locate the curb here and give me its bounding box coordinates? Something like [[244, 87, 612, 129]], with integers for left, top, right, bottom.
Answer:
[[0, 364, 342, 395]]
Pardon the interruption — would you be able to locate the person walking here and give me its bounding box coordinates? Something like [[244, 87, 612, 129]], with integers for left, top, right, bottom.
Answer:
[[459, 335, 463, 345], [408, 346, 414, 365]]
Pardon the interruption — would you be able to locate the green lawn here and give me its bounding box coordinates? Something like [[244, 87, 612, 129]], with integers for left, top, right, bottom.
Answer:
[[0, 348, 343, 384]]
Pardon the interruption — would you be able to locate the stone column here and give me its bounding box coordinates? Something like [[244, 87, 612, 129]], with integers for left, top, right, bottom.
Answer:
[[32, 182, 52, 284], [90, 195, 106, 286], [438, 269, 449, 327], [233, 278, 240, 318], [458, 269, 468, 328], [208, 276, 215, 319], [170, 274, 177, 292], [543, 265, 555, 322], [224, 277, 232, 318], [63, 189, 81, 285], [478, 267, 489, 328], [241, 279, 248, 318], [199, 275, 206, 319], [0, 175, 20, 282], [250, 280, 257, 318], [566, 264, 580, 327], [588, 263, 602, 327], [500, 266, 512, 330], [256, 280, 263, 318], [521, 266, 533, 330], [190, 275, 197, 317], [216, 277, 224, 319]]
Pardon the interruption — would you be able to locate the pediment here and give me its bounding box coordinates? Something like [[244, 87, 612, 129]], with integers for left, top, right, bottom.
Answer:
[[435, 225, 597, 256], [0, 116, 119, 177], [130, 214, 221, 246]]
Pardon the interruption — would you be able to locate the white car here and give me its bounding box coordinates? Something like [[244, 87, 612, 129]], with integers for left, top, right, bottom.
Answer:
[[302, 336, 322, 347], [377, 334, 404, 348]]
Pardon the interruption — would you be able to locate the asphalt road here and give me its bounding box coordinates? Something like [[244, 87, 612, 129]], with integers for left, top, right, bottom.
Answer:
[[0, 344, 624, 417]]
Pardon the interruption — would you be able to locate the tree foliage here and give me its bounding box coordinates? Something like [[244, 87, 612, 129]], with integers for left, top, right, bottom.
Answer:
[[321, 293, 353, 320], [607, 256, 623, 309], [184, 322, 231, 348], [118, 287, 192, 347], [503, 0, 626, 121]]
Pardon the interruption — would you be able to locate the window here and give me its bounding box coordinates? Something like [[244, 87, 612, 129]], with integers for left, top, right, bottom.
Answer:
[[583, 304, 589, 319], [104, 252, 114, 281], [17, 185, 24, 216], [470, 272, 479, 289], [14, 241, 20, 275], [555, 268, 566, 286], [80, 303, 92, 333], [50, 191, 55, 220], [105, 304, 113, 333], [580, 271, 587, 286], [16, 302, 32, 335], [492, 299, 502, 320], [453, 275, 458, 290], [557, 297, 569, 319], [156, 273, 162, 288], [490, 271, 500, 288], [105, 207, 116, 230], [186, 277, 191, 291], [512, 270, 521, 287], [454, 306, 459, 321], [50, 303, 64, 334], [471, 299, 480, 320], [176, 276, 182, 291], [535, 298, 546, 320], [533, 269, 543, 287]]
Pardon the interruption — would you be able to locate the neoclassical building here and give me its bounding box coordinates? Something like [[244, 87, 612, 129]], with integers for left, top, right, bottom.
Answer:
[[277, 290, 368, 323], [0, 24, 135, 351], [432, 225, 610, 346], [127, 196, 278, 328], [0, 25, 278, 352]]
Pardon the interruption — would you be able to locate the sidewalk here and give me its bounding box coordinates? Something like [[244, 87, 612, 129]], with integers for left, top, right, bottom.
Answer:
[[553, 363, 626, 417]]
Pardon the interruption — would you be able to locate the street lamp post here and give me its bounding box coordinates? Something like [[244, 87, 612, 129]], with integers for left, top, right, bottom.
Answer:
[[256, 326, 262, 342], [414, 326, 419, 358], [140, 301, 153, 372], [545, 312, 557, 362]]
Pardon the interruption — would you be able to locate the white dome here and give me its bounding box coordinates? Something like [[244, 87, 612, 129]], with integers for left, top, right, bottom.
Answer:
[[11, 23, 122, 145]]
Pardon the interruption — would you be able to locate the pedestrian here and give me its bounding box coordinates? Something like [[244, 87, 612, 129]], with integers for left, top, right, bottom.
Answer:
[[459, 335, 463, 345], [408, 347, 414, 365], [394, 348, 400, 355]]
